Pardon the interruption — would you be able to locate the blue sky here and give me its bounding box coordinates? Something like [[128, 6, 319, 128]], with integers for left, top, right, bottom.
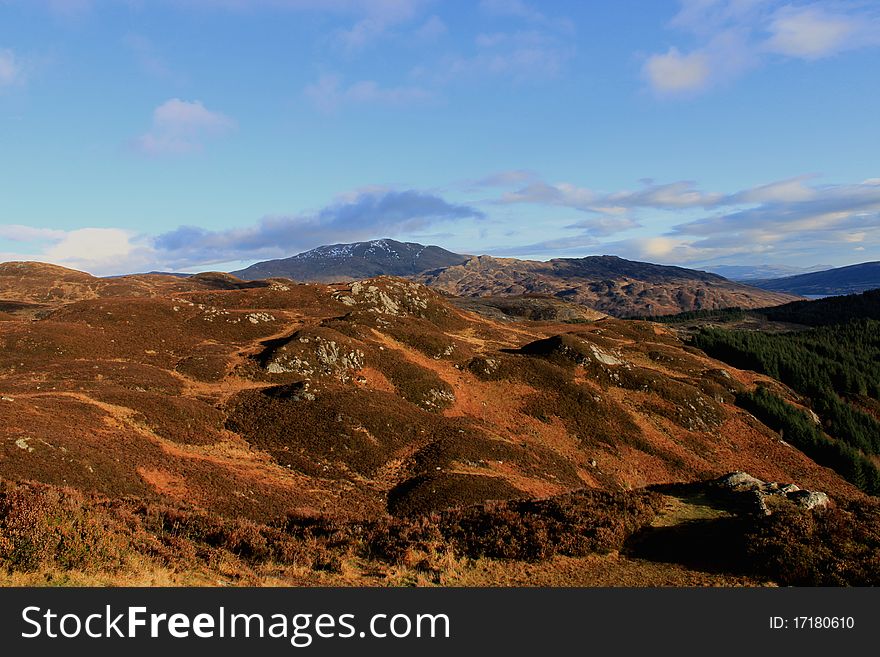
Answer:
[[1, 0, 878, 275]]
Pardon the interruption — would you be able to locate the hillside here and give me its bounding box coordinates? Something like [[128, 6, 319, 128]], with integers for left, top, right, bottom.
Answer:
[[751, 261, 880, 296], [759, 289, 880, 326], [0, 262, 873, 585], [419, 254, 798, 317], [232, 239, 470, 282]]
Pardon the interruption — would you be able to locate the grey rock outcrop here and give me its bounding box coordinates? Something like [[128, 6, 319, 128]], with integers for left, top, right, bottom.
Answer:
[[713, 471, 830, 515]]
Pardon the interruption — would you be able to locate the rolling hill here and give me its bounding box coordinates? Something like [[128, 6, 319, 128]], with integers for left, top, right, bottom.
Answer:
[[418, 254, 798, 317], [1, 261, 874, 586]]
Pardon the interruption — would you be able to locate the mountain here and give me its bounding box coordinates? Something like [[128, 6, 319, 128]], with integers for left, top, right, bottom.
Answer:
[[750, 261, 880, 296], [234, 241, 799, 317], [705, 264, 827, 281], [1, 262, 871, 586], [232, 239, 470, 282], [418, 254, 798, 317]]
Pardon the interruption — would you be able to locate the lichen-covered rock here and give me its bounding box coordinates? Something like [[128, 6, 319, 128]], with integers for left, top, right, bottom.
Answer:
[[467, 356, 500, 378], [717, 471, 765, 491], [422, 387, 456, 410], [787, 490, 830, 510], [259, 328, 365, 382], [332, 278, 442, 318], [711, 471, 830, 516]]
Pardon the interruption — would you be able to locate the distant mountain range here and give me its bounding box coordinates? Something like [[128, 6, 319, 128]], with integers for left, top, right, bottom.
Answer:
[[749, 261, 880, 296], [233, 239, 798, 317], [232, 239, 469, 282]]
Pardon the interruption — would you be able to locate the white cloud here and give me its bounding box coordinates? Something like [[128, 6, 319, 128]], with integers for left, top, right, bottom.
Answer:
[[644, 47, 711, 94], [132, 99, 235, 156], [304, 74, 431, 112], [727, 175, 818, 204], [0, 225, 66, 242], [0, 225, 151, 276], [644, 1, 880, 96], [44, 228, 135, 265], [765, 6, 858, 60]]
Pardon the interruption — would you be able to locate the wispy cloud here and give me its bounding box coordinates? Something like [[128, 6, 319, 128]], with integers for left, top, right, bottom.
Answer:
[[304, 74, 432, 112], [400, 2, 576, 90], [499, 178, 723, 215], [131, 98, 235, 156], [334, 0, 425, 50], [486, 173, 880, 265], [172, 0, 428, 50], [429, 10, 575, 85], [479, 0, 574, 33], [765, 5, 865, 60], [470, 169, 539, 188], [0, 48, 23, 89], [489, 232, 599, 257], [0, 225, 67, 242], [644, 1, 880, 96], [414, 15, 447, 42], [674, 180, 880, 238], [123, 34, 185, 84], [612, 179, 880, 266]]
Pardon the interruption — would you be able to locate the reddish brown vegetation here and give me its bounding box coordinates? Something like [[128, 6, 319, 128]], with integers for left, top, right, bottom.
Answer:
[[0, 263, 872, 585]]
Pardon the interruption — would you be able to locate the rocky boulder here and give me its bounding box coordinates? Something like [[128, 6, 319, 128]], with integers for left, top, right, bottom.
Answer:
[[712, 471, 830, 515]]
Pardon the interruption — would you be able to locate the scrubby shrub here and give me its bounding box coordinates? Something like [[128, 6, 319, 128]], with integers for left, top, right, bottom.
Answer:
[[742, 499, 880, 585], [0, 483, 119, 572], [438, 489, 663, 561]]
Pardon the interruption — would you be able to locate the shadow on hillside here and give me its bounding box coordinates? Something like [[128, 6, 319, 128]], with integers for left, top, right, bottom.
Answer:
[[623, 516, 752, 575]]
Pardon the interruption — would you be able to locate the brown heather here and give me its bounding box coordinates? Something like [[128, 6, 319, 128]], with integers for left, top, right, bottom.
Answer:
[[0, 262, 874, 585]]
